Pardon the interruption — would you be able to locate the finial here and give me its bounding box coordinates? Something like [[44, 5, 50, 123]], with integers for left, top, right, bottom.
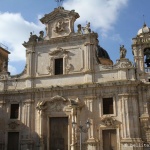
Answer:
[[55, 0, 64, 7], [143, 15, 146, 27]]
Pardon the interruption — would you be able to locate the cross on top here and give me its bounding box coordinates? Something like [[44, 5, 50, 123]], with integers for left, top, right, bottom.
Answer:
[[55, 0, 64, 7]]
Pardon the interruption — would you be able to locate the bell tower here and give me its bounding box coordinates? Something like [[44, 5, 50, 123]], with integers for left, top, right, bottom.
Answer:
[[132, 23, 150, 81]]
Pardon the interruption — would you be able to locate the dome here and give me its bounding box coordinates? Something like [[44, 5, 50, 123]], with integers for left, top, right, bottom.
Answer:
[[96, 45, 113, 65], [137, 23, 150, 36], [97, 45, 110, 59]]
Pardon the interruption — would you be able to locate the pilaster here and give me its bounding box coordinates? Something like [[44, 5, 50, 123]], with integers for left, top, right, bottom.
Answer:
[[84, 96, 98, 150], [119, 93, 142, 149], [84, 42, 94, 83]]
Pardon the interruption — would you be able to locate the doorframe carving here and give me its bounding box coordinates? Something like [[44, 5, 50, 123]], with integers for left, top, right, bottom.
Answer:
[[36, 95, 82, 150]]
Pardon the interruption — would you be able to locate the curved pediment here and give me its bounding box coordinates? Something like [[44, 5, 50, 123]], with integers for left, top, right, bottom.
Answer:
[[36, 95, 68, 110], [36, 96, 84, 111], [40, 7, 79, 24]]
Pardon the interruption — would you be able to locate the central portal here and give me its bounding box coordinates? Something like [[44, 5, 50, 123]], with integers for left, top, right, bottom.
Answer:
[[49, 117, 68, 150]]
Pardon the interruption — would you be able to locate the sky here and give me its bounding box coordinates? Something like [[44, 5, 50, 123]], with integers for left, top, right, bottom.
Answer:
[[0, 0, 150, 75]]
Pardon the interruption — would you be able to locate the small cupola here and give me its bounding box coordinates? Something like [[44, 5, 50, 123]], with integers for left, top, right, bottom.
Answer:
[[137, 23, 150, 37]]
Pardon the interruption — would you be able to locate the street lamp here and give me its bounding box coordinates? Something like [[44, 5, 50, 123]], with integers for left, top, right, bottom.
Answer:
[[72, 120, 90, 150]]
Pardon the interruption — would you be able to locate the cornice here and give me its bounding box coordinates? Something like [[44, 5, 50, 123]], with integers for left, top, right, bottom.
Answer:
[[0, 80, 141, 95], [23, 33, 97, 48]]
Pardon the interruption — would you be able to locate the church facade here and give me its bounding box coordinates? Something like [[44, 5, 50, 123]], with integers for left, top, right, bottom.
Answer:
[[0, 6, 150, 150]]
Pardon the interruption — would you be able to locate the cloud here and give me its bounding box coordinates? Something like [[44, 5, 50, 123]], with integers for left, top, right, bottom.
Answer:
[[63, 0, 128, 33], [0, 12, 44, 62], [8, 65, 17, 75]]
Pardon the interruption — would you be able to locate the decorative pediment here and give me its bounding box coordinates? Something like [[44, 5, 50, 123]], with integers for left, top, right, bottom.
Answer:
[[101, 116, 121, 127], [8, 121, 20, 129], [36, 96, 84, 111], [49, 47, 68, 56], [40, 7, 79, 24], [113, 58, 134, 69], [40, 7, 79, 38], [36, 95, 68, 110]]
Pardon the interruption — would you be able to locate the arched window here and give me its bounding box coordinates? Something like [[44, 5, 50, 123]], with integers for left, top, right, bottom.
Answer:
[[144, 47, 150, 67]]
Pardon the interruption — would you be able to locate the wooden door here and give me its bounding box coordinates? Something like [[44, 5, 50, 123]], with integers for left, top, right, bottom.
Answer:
[[103, 129, 117, 150], [50, 117, 68, 150], [7, 132, 19, 150]]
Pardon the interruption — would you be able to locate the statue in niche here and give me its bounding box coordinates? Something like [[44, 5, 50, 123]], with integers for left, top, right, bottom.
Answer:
[[120, 45, 127, 59], [82, 22, 91, 34], [144, 48, 150, 67], [54, 20, 65, 33], [77, 24, 82, 34]]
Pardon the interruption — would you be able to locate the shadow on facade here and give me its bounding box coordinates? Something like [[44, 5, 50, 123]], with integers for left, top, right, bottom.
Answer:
[[0, 106, 40, 150]]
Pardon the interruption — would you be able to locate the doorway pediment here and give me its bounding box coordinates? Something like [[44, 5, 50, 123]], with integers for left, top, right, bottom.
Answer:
[[36, 95, 84, 112]]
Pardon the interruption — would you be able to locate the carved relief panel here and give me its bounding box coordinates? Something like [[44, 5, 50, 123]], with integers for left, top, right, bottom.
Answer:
[[50, 18, 70, 38]]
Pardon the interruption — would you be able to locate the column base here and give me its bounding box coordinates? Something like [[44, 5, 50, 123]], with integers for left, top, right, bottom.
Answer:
[[86, 138, 99, 150]]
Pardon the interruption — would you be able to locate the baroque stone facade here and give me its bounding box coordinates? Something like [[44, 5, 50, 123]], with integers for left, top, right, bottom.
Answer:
[[0, 6, 150, 150]]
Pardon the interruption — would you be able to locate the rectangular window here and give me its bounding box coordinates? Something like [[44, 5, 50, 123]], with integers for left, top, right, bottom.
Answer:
[[10, 104, 19, 119], [103, 98, 113, 114], [55, 58, 63, 75]]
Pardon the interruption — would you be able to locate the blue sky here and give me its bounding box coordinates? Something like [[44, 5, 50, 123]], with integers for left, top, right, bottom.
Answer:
[[0, 0, 150, 75]]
